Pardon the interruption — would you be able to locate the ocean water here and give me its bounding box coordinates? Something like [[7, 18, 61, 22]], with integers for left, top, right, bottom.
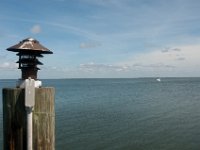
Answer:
[[1, 78, 200, 150]]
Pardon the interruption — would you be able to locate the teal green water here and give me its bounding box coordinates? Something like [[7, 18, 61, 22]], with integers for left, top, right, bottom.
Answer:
[[1, 78, 200, 150]]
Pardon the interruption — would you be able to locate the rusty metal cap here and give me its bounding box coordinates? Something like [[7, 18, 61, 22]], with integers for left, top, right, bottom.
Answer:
[[7, 38, 53, 54]]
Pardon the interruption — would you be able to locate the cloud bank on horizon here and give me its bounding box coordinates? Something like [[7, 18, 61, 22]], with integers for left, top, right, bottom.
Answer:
[[1, 0, 200, 78]]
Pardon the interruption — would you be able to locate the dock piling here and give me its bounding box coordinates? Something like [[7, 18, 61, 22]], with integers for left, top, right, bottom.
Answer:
[[2, 38, 55, 150]]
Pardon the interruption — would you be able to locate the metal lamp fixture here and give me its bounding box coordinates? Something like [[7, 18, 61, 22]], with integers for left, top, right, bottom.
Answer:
[[7, 38, 53, 87]]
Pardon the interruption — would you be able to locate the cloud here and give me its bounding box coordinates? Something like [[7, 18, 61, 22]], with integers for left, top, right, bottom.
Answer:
[[80, 41, 101, 49], [0, 62, 17, 70], [161, 47, 170, 53], [0, 54, 8, 59], [161, 47, 181, 53], [175, 57, 185, 61], [42, 65, 67, 72], [145, 63, 175, 68], [121, 49, 181, 67], [1, 17, 99, 40], [79, 62, 131, 72], [30, 25, 41, 34], [117, 44, 200, 75], [78, 62, 175, 73], [172, 48, 181, 52]]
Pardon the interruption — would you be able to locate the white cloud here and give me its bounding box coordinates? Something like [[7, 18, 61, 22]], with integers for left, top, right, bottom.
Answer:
[[0, 62, 17, 70], [0, 54, 7, 59], [35, 42, 200, 78], [79, 62, 131, 72], [30, 25, 41, 34], [77, 61, 177, 78], [116, 44, 200, 76], [161, 47, 181, 53], [80, 41, 101, 49]]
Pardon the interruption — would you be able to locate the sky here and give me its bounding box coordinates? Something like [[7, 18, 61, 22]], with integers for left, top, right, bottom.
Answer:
[[1, 0, 200, 78]]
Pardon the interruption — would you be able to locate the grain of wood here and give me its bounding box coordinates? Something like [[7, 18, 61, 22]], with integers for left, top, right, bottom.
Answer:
[[2, 88, 55, 150]]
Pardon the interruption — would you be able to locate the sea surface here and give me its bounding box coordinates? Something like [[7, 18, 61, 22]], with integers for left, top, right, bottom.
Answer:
[[1, 78, 200, 150]]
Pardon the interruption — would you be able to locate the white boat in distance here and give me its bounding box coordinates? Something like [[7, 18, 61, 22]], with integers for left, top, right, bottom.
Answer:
[[156, 78, 161, 82]]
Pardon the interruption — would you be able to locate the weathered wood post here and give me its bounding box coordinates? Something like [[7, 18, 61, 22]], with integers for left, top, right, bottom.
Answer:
[[2, 38, 55, 150]]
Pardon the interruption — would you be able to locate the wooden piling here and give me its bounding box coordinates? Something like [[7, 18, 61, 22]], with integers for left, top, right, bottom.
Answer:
[[2, 87, 55, 150]]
